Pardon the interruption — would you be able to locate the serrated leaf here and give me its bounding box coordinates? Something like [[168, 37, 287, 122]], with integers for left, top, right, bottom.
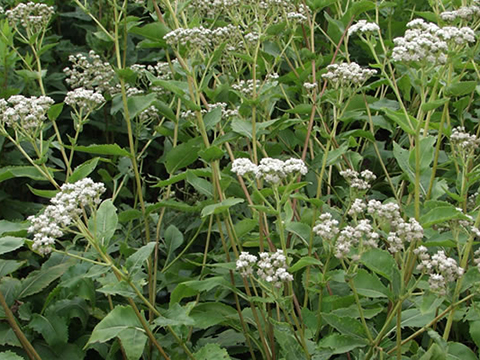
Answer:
[[360, 248, 398, 282], [201, 198, 244, 217], [164, 225, 183, 264], [190, 302, 237, 329], [87, 305, 147, 360], [0, 259, 24, 277], [18, 262, 71, 299], [199, 145, 225, 162], [89, 200, 118, 247], [231, 118, 252, 139], [153, 303, 195, 327], [445, 81, 477, 97], [0, 236, 24, 254], [285, 222, 312, 243], [28, 314, 68, 347], [194, 343, 231, 360], [318, 333, 368, 354], [125, 242, 156, 276], [353, 269, 391, 298], [320, 313, 368, 339], [0, 351, 24, 360]]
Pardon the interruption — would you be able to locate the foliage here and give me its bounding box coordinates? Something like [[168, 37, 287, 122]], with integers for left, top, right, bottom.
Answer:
[[1, 0, 480, 359]]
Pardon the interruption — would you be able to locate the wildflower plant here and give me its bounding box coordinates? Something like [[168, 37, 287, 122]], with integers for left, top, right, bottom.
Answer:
[[2, 0, 480, 359]]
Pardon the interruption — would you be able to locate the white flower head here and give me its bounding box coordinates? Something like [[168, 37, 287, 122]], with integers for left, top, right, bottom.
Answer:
[[348, 20, 380, 36]]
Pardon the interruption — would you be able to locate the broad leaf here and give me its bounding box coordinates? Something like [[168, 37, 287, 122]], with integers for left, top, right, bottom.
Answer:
[[201, 198, 244, 217], [89, 200, 118, 247], [28, 314, 68, 347], [164, 225, 183, 264], [87, 305, 147, 360], [18, 262, 71, 299], [125, 242, 156, 276], [0, 236, 24, 255]]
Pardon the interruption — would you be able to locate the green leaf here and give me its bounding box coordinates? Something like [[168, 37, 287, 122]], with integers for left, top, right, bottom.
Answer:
[[199, 145, 225, 162], [231, 118, 252, 139], [146, 200, 200, 213], [445, 81, 477, 97], [186, 171, 213, 197], [353, 269, 391, 298], [201, 198, 244, 217], [18, 262, 71, 299], [285, 222, 312, 244], [0, 166, 54, 183], [381, 108, 416, 135], [271, 319, 306, 360], [153, 303, 195, 327], [408, 136, 436, 171], [204, 107, 223, 131], [87, 306, 147, 360], [89, 200, 118, 247], [289, 256, 322, 273], [318, 333, 368, 354], [48, 103, 64, 121], [0, 351, 25, 360], [164, 225, 183, 264], [360, 248, 398, 281], [194, 343, 231, 360], [420, 343, 446, 360], [127, 93, 158, 119], [421, 98, 450, 112], [165, 138, 201, 174], [0, 221, 29, 237], [420, 206, 467, 228], [73, 144, 131, 157], [469, 321, 480, 349], [447, 342, 477, 360], [129, 22, 170, 42], [69, 158, 100, 183], [125, 242, 156, 276], [27, 185, 58, 198], [28, 314, 68, 347], [285, 104, 312, 114], [0, 236, 24, 254], [393, 142, 415, 184], [0, 259, 24, 277], [170, 276, 229, 305], [320, 313, 368, 339], [190, 302, 237, 329]]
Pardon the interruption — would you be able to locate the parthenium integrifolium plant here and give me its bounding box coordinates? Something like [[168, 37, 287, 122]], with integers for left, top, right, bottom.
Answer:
[[3, 0, 480, 359]]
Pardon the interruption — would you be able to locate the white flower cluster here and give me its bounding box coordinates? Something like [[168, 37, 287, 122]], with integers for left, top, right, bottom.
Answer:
[[348, 20, 380, 36], [474, 249, 480, 272], [232, 79, 260, 97], [322, 62, 377, 86], [236, 251, 258, 277], [313, 213, 339, 240], [450, 126, 480, 152], [6, 2, 54, 33], [28, 178, 106, 255], [335, 219, 379, 259], [0, 95, 54, 133], [303, 82, 318, 91], [65, 88, 105, 112], [180, 103, 239, 121], [138, 105, 160, 122], [340, 169, 377, 190], [441, 5, 480, 21], [231, 157, 308, 184], [236, 250, 293, 287], [64, 51, 118, 95], [189, 0, 240, 17], [0, 6, 4, 15], [392, 19, 475, 65], [286, 4, 310, 24], [415, 247, 464, 295], [164, 25, 238, 50], [366, 199, 401, 221], [348, 198, 367, 216]]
